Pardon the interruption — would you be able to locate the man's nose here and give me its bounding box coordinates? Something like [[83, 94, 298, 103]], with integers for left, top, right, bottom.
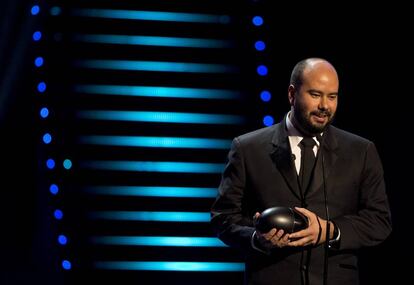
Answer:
[[318, 96, 328, 110]]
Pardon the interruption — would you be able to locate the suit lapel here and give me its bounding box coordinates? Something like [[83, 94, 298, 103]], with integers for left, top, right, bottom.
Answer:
[[269, 120, 302, 201], [307, 126, 338, 196]]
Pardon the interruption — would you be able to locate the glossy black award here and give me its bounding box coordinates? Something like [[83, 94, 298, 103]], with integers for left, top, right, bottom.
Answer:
[[254, 207, 309, 233]]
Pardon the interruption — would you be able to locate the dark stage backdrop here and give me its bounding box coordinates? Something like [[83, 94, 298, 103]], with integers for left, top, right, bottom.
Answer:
[[1, 1, 411, 284]]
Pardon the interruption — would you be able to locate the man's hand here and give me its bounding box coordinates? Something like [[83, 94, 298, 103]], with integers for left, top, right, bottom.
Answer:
[[288, 207, 334, 247], [253, 212, 290, 249]]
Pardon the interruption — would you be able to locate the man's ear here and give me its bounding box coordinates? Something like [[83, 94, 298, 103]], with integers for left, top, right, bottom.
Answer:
[[288, 84, 296, 106]]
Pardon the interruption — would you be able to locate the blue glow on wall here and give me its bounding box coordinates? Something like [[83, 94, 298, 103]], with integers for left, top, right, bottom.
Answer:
[[31, 5, 40, 15], [84, 186, 217, 198], [63, 159, 72, 170], [37, 82, 46, 93], [72, 9, 231, 24], [254, 40, 265, 51], [50, 184, 59, 195], [252, 16, 263, 26], [50, 6, 62, 16], [46, 158, 55, 169], [89, 211, 210, 222], [74, 84, 240, 99], [40, 107, 49, 118], [75, 59, 238, 73], [54, 209, 63, 220], [73, 34, 234, 48], [58, 235, 67, 245], [257, 65, 268, 76], [81, 161, 224, 173], [78, 135, 231, 149], [35, 56, 44, 67], [263, 115, 274, 126], [94, 261, 244, 271], [42, 133, 52, 144], [33, 31, 42, 41], [91, 236, 226, 247], [77, 110, 244, 125], [260, 90, 271, 102], [62, 260, 71, 270]]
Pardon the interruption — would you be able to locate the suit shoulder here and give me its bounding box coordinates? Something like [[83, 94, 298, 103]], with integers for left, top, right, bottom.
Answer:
[[329, 125, 373, 146], [235, 124, 279, 145]]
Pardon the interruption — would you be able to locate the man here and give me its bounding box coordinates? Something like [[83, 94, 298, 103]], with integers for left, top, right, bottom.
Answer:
[[210, 58, 392, 285]]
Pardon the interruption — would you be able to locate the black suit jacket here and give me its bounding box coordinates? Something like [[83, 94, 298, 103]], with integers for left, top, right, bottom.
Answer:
[[211, 119, 392, 285]]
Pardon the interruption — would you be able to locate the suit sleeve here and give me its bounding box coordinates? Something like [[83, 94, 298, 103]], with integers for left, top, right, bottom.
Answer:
[[333, 142, 392, 250], [210, 137, 256, 251]]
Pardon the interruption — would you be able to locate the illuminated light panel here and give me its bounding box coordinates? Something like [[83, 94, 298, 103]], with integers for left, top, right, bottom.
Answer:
[[33, 31, 42, 41], [50, 184, 59, 195], [74, 84, 240, 99], [62, 260, 71, 270], [77, 110, 244, 125], [260, 90, 271, 102], [63, 159, 72, 169], [257, 65, 268, 76], [91, 236, 226, 247], [252, 16, 263, 26], [73, 34, 234, 48], [263, 115, 274, 126], [71, 9, 231, 24], [40, 107, 49, 118], [78, 135, 231, 149], [254, 40, 266, 51], [74, 59, 238, 73], [80, 160, 223, 173], [94, 261, 244, 271], [88, 211, 210, 222], [84, 186, 217, 198]]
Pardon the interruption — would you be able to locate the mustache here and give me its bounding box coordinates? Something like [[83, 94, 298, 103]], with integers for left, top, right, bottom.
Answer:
[[311, 110, 331, 117]]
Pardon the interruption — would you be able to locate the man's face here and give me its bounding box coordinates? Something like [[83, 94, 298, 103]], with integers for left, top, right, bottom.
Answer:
[[290, 64, 339, 135]]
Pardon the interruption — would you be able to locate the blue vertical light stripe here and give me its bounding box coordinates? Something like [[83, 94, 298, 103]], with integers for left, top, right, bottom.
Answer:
[[77, 110, 244, 125], [78, 136, 231, 149], [73, 84, 240, 99], [88, 211, 210, 222], [80, 160, 224, 173], [71, 9, 231, 24], [73, 34, 234, 48], [94, 261, 244, 271], [84, 186, 217, 198], [74, 60, 238, 73], [91, 236, 226, 247]]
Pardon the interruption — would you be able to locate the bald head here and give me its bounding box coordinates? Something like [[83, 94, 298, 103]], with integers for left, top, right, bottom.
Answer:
[[290, 58, 338, 90]]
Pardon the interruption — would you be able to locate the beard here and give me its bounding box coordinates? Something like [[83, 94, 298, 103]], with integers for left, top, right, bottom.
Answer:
[[294, 102, 335, 135]]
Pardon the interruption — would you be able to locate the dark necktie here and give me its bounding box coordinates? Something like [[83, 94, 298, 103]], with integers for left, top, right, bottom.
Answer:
[[299, 137, 317, 191]]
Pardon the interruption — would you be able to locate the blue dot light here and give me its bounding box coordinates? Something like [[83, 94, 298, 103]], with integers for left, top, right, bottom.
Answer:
[[62, 260, 71, 270], [257, 65, 268, 76], [40, 107, 49, 118], [46, 158, 55, 169], [63, 159, 72, 170], [255, 41, 266, 51], [35, 57, 44, 67], [31, 5, 40, 15], [263, 115, 274, 126], [43, 133, 52, 144], [252, 16, 263, 26], [33, 31, 42, 41], [37, 82, 46, 93], [58, 235, 68, 245], [260, 90, 271, 102], [54, 209, 63, 220], [50, 184, 59, 195]]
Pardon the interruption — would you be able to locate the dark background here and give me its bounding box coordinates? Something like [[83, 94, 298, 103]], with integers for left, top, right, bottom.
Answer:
[[1, 0, 411, 284]]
